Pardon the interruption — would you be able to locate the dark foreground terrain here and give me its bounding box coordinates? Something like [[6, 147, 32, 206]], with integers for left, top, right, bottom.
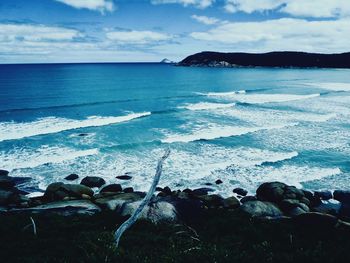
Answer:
[[1, 209, 350, 263]]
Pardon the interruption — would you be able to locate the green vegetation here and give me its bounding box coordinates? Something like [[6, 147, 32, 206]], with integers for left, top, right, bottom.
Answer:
[[1, 210, 350, 263]]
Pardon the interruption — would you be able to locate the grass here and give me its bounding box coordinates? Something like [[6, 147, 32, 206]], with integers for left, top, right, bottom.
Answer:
[[1, 210, 350, 262]]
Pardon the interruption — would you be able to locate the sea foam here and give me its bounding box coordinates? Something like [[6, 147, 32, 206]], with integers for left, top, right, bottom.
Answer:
[[178, 102, 235, 111], [206, 92, 320, 104], [0, 145, 98, 171], [0, 112, 151, 142], [161, 123, 298, 143]]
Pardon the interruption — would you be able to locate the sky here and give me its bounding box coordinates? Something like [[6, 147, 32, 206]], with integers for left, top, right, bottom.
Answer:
[[0, 0, 349, 63]]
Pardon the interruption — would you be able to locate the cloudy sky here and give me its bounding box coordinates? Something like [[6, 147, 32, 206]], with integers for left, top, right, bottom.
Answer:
[[0, 0, 349, 63]]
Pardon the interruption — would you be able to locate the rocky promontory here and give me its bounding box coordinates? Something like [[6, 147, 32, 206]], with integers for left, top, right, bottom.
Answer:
[[178, 51, 350, 69]]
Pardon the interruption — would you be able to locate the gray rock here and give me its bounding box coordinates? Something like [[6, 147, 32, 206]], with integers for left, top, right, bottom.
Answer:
[[0, 175, 15, 189], [116, 175, 132, 180], [0, 190, 16, 205], [240, 196, 257, 203], [65, 174, 79, 181], [100, 184, 122, 193], [120, 201, 177, 223], [123, 187, 134, 193], [256, 182, 286, 202], [333, 190, 350, 204], [0, 170, 9, 176], [240, 201, 283, 217], [197, 194, 224, 208], [80, 176, 106, 188], [11, 200, 101, 216], [313, 201, 341, 215], [223, 196, 240, 209], [233, 188, 248, 196], [94, 193, 142, 211], [192, 187, 214, 196], [44, 183, 94, 201], [314, 191, 332, 201]]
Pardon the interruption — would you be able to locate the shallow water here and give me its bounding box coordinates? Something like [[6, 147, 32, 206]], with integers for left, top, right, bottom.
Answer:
[[1, 63, 350, 196]]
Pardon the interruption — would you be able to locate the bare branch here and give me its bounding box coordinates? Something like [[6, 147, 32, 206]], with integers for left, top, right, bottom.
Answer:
[[114, 149, 170, 247]]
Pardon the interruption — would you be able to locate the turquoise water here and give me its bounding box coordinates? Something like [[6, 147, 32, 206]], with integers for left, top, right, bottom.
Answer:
[[1, 63, 350, 196]]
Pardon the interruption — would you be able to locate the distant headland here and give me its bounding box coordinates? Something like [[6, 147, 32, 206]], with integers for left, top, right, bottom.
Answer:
[[178, 51, 350, 69]]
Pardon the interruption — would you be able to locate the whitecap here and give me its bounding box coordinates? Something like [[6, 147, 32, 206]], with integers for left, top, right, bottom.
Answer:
[[161, 123, 298, 143], [206, 92, 320, 104], [178, 102, 235, 111], [0, 112, 151, 142], [304, 82, 350, 92], [0, 145, 99, 171]]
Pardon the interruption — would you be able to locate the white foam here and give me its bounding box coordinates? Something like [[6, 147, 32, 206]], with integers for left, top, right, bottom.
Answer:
[[0, 112, 151, 142], [204, 90, 246, 96], [222, 165, 341, 191], [304, 82, 350, 92], [178, 102, 235, 111], [206, 92, 320, 104], [161, 123, 298, 143], [0, 146, 99, 171]]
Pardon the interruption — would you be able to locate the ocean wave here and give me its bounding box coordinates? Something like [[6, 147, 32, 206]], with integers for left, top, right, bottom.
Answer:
[[304, 82, 350, 92], [0, 112, 151, 142], [0, 146, 98, 171], [161, 123, 298, 143], [206, 91, 320, 104], [178, 102, 235, 111]]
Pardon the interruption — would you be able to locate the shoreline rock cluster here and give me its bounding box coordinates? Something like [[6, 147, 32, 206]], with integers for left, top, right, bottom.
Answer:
[[1, 169, 350, 228]]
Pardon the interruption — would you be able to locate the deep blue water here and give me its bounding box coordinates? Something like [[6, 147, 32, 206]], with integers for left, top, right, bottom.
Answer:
[[1, 63, 350, 196]]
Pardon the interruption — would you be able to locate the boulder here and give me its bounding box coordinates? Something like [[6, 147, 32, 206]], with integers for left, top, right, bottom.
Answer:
[[120, 201, 177, 223], [65, 174, 79, 181], [314, 191, 332, 201], [94, 193, 142, 211], [116, 175, 132, 180], [240, 196, 257, 203], [192, 187, 214, 196], [162, 186, 172, 195], [100, 184, 122, 193], [123, 187, 134, 193], [80, 176, 106, 188], [333, 190, 350, 204], [233, 188, 248, 196], [240, 201, 283, 217], [0, 170, 9, 176], [197, 194, 225, 208], [313, 201, 341, 216], [0, 175, 15, 189], [44, 183, 94, 201], [293, 212, 338, 228], [215, 179, 223, 185], [11, 200, 101, 216], [223, 196, 240, 209], [256, 182, 286, 202]]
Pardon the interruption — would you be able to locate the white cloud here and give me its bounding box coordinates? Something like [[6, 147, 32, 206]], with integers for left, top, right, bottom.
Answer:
[[224, 0, 350, 18], [191, 15, 220, 25], [106, 30, 173, 44], [0, 24, 81, 42], [151, 0, 215, 9], [224, 0, 283, 14], [190, 18, 350, 53], [55, 0, 115, 14]]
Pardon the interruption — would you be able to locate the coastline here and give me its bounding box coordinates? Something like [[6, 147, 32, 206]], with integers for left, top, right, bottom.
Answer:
[[1, 168, 350, 262]]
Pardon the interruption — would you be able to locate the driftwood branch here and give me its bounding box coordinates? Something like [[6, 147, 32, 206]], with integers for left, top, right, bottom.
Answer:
[[30, 217, 37, 236], [114, 149, 170, 247]]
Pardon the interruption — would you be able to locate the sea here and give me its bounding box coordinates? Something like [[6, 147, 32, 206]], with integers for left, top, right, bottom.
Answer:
[[1, 63, 350, 197]]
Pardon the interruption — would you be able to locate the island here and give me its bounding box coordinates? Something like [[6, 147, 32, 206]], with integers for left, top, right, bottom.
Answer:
[[178, 51, 350, 69]]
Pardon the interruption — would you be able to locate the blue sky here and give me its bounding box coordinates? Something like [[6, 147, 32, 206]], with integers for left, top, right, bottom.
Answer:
[[0, 0, 349, 63]]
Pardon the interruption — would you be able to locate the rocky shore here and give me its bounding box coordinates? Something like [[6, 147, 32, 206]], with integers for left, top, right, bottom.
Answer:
[[1, 169, 350, 228], [2, 168, 350, 262]]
